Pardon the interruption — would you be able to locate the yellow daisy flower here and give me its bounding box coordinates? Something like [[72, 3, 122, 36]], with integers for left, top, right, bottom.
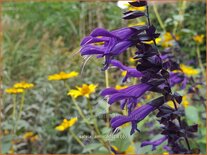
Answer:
[[68, 84, 97, 98], [180, 64, 199, 77], [111, 143, 136, 154], [161, 32, 180, 48], [182, 95, 189, 108], [23, 132, 34, 139], [193, 34, 204, 44], [14, 81, 34, 89], [5, 88, 24, 94], [23, 132, 39, 142], [125, 144, 136, 154], [55, 118, 78, 131], [48, 71, 78, 81]]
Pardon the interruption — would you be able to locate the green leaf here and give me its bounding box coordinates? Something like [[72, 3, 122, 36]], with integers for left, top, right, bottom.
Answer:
[[1, 135, 13, 154], [82, 143, 102, 153], [185, 106, 199, 123]]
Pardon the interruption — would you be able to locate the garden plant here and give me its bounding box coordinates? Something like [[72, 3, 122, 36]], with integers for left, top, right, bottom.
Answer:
[[1, 0, 206, 154]]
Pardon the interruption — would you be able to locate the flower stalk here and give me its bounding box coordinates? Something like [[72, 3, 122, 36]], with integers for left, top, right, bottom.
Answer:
[[196, 45, 205, 76], [79, 0, 198, 153]]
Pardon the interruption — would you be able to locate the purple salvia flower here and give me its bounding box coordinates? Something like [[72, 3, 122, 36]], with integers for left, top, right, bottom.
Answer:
[[111, 104, 154, 135], [101, 83, 152, 105], [80, 28, 138, 70], [169, 72, 187, 89], [110, 96, 166, 135], [110, 60, 143, 82], [141, 136, 168, 151]]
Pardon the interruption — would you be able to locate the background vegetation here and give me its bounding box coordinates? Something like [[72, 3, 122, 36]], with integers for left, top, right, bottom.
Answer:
[[1, 1, 206, 154]]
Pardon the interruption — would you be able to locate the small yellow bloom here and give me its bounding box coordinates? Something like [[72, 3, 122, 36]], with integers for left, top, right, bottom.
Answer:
[[161, 32, 180, 48], [67, 89, 81, 99], [5, 88, 24, 94], [23, 132, 39, 142], [125, 144, 136, 154], [163, 152, 169, 155], [14, 81, 34, 89], [182, 95, 189, 108], [111, 143, 136, 154], [180, 64, 199, 77], [115, 85, 128, 90], [68, 84, 97, 98], [193, 34, 204, 44], [48, 71, 78, 81], [144, 38, 161, 45], [121, 71, 127, 77], [55, 118, 78, 131], [30, 135, 39, 142], [23, 132, 34, 139]]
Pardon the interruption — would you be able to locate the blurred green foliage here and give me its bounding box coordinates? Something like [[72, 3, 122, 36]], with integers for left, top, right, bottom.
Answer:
[[1, 1, 206, 154]]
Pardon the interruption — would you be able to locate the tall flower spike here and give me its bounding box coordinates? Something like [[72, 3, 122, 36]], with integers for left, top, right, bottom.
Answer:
[[80, 0, 197, 153]]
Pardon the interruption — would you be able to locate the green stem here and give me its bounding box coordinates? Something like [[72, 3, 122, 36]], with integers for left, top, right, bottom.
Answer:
[[72, 98, 90, 125], [64, 81, 111, 153], [87, 98, 101, 135], [173, 1, 186, 34], [104, 70, 109, 88], [68, 129, 84, 147], [12, 95, 17, 134], [196, 45, 205, 76], [104, 68, 110, 127], [17, 91, 25, 121], [152, 4, 166, 32]]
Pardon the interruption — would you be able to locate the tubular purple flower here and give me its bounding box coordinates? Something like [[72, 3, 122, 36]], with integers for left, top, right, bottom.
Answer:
[[80, 27, 142, 70], [169, 72, 187, 89], [111, 104, 154, 134], [101, 83, 152, 105], [141, 136, 168, 151], [110, 60, 143, 82], [110, 96, 166, 135], [101, 79, 165, 105]]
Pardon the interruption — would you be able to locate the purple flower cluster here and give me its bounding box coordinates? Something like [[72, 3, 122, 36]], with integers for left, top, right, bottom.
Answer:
[[80, 0, 198, 154]]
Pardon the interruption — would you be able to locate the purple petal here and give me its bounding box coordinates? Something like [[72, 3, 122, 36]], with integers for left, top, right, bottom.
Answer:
[[110, 60, 128, 70], [81, 36, 109, 46], [141, 136, 168, 151], [111, 115, 131, 128], [112, 41, 132, 55], [111, 27, 136, 40], [100, 88, 118, 96], [80, 36, 92, 46], [80, 45, 105, 55], [108, 83, 151, 104], [90, 28, 116, 38]]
